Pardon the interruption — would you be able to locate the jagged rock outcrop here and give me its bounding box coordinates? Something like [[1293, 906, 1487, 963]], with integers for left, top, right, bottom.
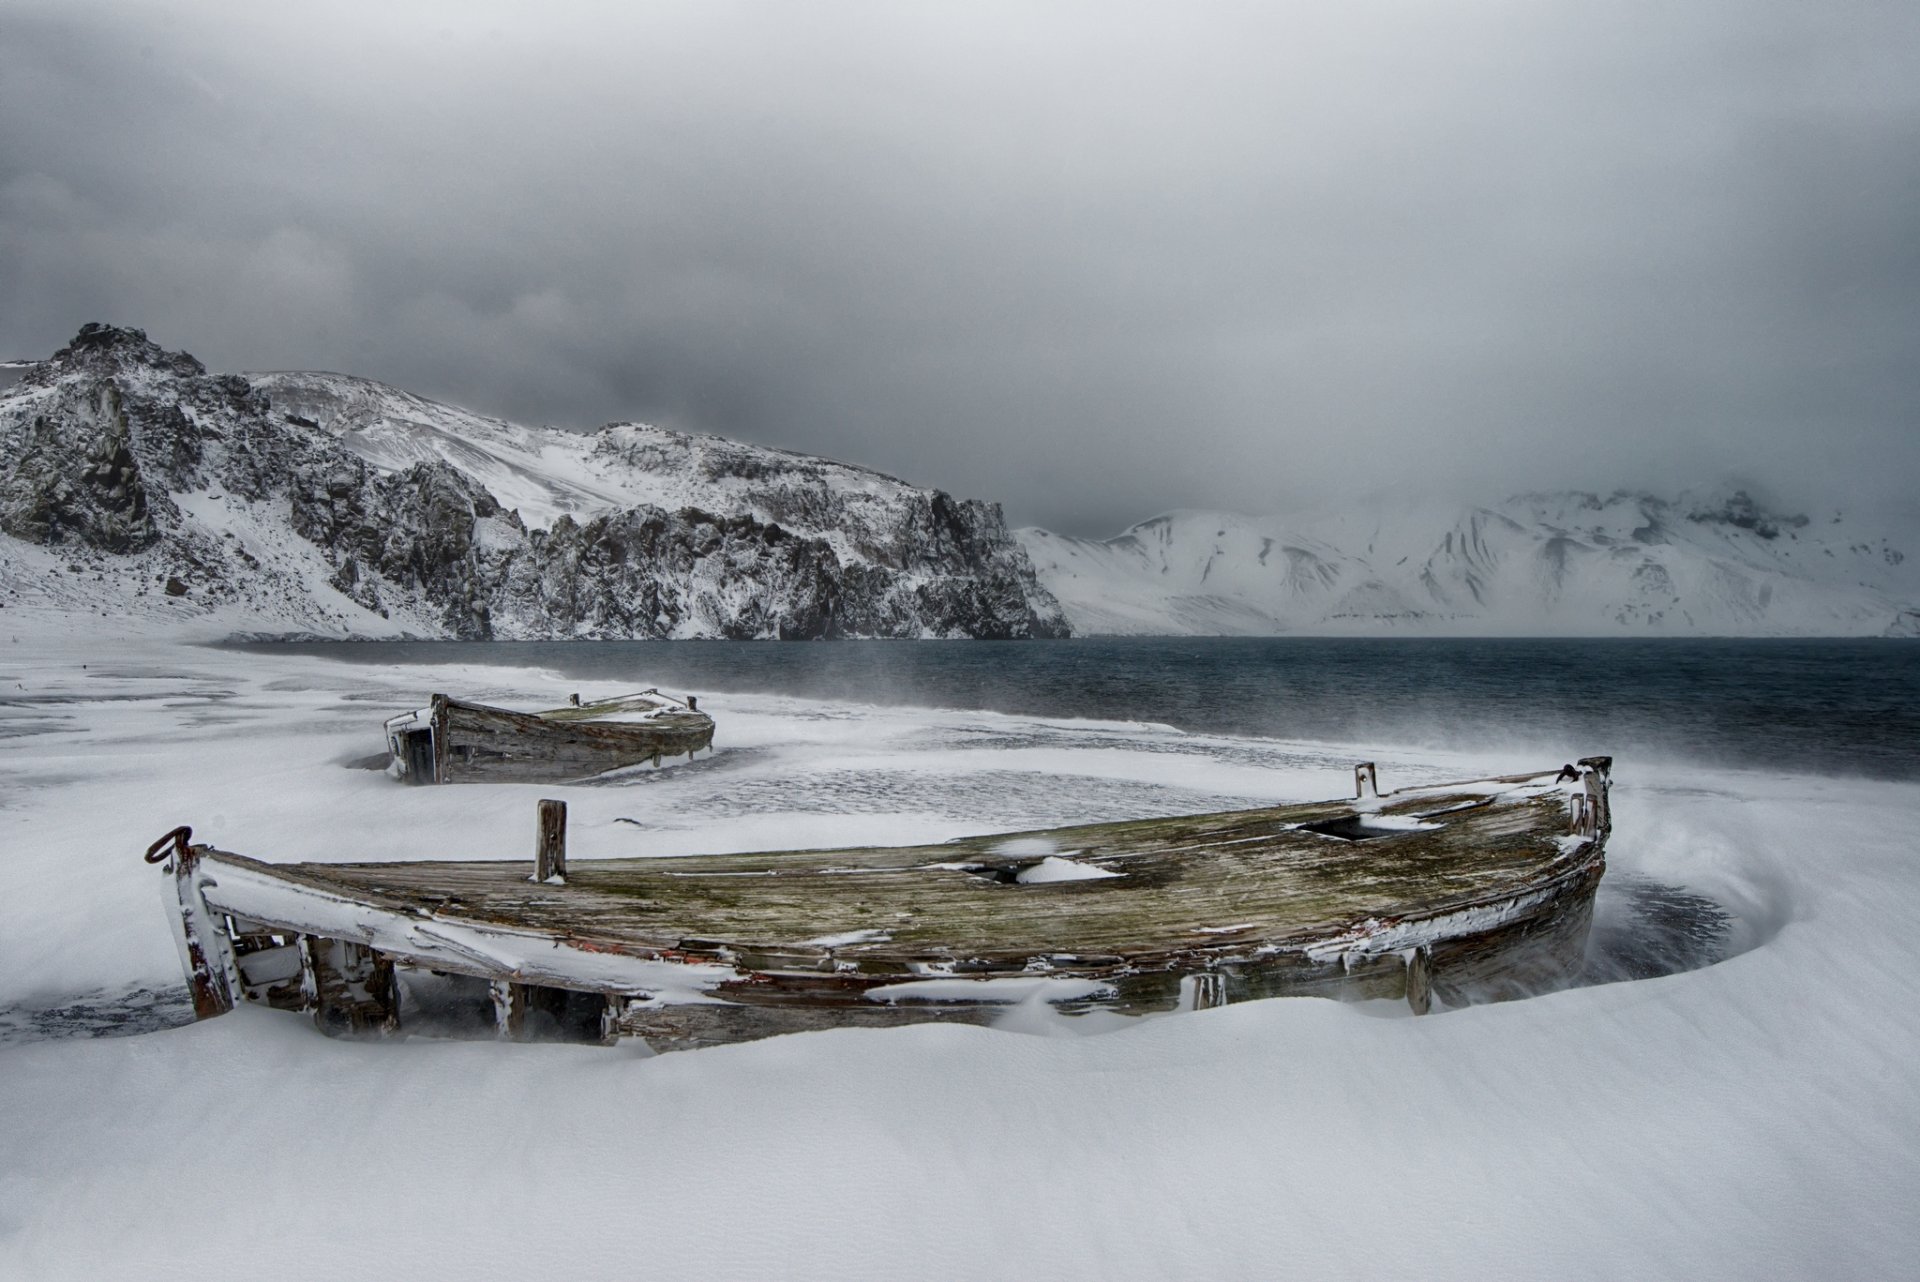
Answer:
[[0, 382, 157, 551], [0, 325, 1070, 639]]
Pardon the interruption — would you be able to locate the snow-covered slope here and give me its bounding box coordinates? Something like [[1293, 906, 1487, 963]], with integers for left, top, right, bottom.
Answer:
[[1020, 492, 1920, 636], [0, 326, 1068, 640], [253, 370, 1027, 574], [251, 371, 648, 529]]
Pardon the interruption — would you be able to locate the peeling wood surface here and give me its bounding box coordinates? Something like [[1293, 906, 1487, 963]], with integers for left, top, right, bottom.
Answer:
[[159, 763, 1611, 1046], [388, 690, 715, 785], [210, 767, 1598, 961], [265, 779, 1591, 962]]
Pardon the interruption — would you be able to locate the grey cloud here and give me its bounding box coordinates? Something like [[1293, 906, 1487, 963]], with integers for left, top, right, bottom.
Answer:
[[3, 0, 1917, 535]]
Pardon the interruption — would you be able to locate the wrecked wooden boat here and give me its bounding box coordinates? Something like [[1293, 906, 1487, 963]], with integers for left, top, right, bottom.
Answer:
[[384, 690, 714, 784], [147, 757, 1611, 1051]]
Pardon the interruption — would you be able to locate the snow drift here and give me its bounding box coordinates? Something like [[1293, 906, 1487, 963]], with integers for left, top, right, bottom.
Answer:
[[1, 623, 1916, 1280]]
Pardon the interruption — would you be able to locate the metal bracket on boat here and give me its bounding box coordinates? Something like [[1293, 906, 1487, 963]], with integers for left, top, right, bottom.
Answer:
[[144, 825, 194, 866]]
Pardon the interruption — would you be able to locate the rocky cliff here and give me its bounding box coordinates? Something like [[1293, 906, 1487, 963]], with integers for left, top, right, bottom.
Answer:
[[0, 325, 1069, 639]]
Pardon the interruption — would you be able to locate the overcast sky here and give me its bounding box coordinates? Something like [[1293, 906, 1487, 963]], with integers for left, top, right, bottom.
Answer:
[[3, 2, 1916, 534]]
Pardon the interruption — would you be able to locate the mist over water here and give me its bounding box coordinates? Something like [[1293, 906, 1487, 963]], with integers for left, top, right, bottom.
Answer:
[[231, 634, 1876, 1001], [239, 637, 1920, 780]]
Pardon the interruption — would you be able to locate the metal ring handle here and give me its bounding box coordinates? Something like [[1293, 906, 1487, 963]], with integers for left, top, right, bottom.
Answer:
[[144, 826, 194, 864]]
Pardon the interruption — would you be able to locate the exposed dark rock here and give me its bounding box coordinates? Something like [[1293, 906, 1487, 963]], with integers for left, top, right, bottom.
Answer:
[[0, 385, 160, 551], [1686, 489, 1809, 541], [0, 325, 1070, 639]]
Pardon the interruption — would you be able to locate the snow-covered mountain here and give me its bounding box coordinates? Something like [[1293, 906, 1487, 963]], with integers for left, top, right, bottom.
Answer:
[[10, 324, 1912, 641], [0, 325, 1068, 639], [1019, 493, 1920, 636]]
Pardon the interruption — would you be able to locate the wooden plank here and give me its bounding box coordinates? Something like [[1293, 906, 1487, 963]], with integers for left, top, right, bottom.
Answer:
[[266, 785, 1589, 963], [618, 1000, 1001, 1052], [163, 842, 235, 1020], [401, 730, 434, 785]]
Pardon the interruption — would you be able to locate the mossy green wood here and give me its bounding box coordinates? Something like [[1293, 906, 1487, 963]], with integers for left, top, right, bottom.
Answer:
[[530, 691, 695, 724], [246, 784, 1586, 969]]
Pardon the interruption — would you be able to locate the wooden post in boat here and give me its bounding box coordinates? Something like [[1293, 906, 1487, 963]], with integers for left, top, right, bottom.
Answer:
[[687, 695, 698, 712], [491, 980, 574, 1042], [1180, 972, 1227, 1011], [492, 980, 525, 1039], [429, 692, 452, 784], [1355, 762, 1378, 799], [535, 799, 567, 883], [1406, 947, 1434, 1016], [1568, 758, 1611, 839], [601, 995, 628, 1044], [1571, 792, 1593, 836], [1579, 756, 1612, 836]]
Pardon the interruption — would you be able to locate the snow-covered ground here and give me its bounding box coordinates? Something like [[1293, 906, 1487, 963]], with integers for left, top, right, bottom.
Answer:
[[2, 609, 1915, 1279]]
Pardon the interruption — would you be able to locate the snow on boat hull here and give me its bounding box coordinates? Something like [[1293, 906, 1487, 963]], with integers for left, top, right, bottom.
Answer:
[[383, 690, 715, 784], [147, 759, 1611, 1050]]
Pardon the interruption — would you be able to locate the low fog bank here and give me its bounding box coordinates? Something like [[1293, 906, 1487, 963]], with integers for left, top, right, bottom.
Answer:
[[231, 635, 1920, 783]]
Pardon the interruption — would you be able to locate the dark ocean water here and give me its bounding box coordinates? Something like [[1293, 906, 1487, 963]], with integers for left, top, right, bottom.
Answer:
[[235, 637, 1920, 780]]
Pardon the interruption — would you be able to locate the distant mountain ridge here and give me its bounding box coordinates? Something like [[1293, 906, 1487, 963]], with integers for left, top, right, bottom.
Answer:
[[0, 325, 1068, 639], [7, 324, 1911, 640], [1018, 491, 1920, 636]]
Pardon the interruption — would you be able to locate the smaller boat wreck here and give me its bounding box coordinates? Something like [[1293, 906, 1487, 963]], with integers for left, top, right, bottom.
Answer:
[[146, 758, 1612, 1051], [384, 690, 715, 785]]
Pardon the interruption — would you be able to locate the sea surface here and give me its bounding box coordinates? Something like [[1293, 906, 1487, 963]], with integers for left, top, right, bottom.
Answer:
[[234, 636, 1920, 780]]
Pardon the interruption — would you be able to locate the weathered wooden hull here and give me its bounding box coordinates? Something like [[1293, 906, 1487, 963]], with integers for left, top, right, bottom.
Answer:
[[385, 692, 715, 784], [148, 758, 1612, 1051]]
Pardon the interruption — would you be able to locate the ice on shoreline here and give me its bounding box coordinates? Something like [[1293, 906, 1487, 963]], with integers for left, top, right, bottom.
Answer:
[[1, 619, 1915, 1280]]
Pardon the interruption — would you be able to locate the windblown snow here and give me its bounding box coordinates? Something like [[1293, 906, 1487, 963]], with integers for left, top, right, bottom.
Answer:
[[1020, 493, 1920, 636], [1, 614, 1916, 1279]]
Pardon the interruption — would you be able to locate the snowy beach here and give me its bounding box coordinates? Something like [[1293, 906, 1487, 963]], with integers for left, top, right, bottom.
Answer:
[[12, 0, 1920, 1273], [3, 616, 1916, 1279]]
